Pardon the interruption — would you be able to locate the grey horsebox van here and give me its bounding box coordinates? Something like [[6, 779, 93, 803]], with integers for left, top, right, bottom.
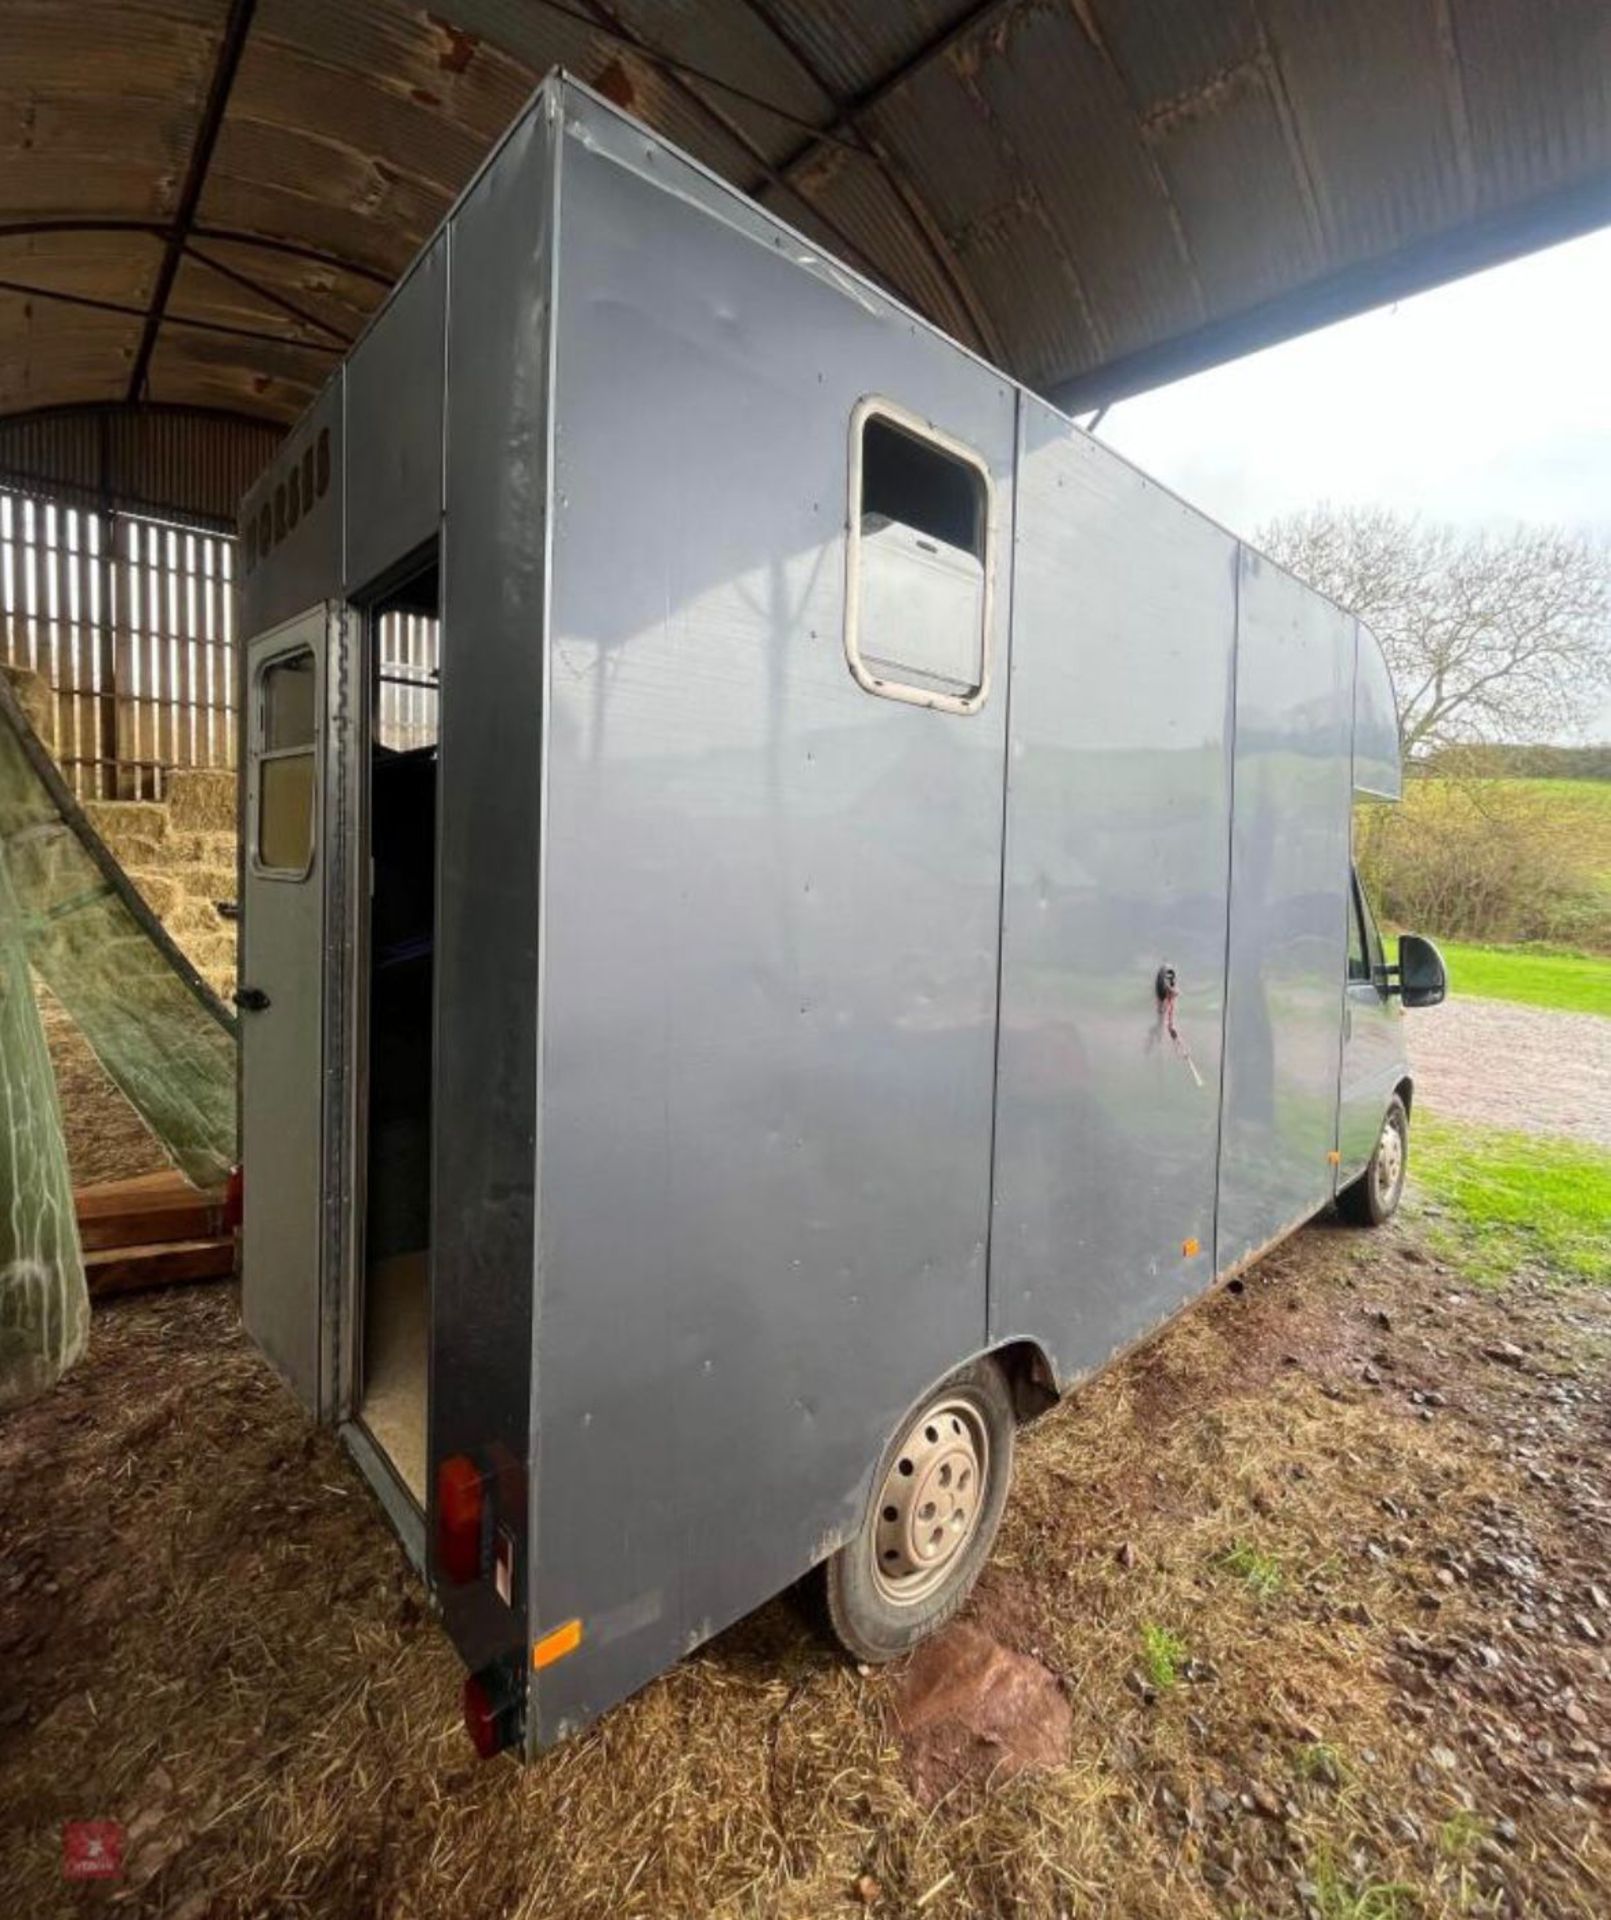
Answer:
[[235, 75, 1446, 1760]]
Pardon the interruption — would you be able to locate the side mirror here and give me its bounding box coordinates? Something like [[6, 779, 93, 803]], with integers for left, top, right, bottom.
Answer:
[[1393, 932, 1447, 1009]]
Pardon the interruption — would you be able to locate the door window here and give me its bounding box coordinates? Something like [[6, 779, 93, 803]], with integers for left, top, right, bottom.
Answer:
[[1346, 882, 1370, 983], [845, 399, 994, 713], [1349, 869, 1386, 987], [254, 647, 317, 877]]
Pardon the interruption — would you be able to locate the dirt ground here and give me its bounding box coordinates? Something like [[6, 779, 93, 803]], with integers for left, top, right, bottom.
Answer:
[[1410, 996, 1611, 1148], [2, 1191, 1608, 1918]]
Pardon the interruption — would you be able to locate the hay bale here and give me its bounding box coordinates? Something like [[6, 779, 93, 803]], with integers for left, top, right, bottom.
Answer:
[[1, 665, 56, 752], [120, 869, 182, 920], [178, 863, 237, 907], [161, 897, 225, 939], [186, 929, 238, 984], [83, 801, 170, 862], [165, 769, 237, 832]]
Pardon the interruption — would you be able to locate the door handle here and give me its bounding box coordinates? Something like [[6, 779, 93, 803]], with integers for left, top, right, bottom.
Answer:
[[233, 986, 271, 1012]]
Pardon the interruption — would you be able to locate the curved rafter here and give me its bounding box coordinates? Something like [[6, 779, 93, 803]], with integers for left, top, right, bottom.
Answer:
[[0, 219, 397, 290], [126, 0, 260, 403], [0, 0, 1605, 442], [724, 0, 1004, 363], [0, 274, 343, 355]]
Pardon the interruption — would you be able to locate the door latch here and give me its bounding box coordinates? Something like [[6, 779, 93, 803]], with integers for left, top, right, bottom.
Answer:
[[233, 986, 271, 1012]]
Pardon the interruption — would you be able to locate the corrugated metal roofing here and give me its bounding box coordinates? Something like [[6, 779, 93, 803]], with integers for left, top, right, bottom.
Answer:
[[0, 404, 279, 525], [1, 0, 1608, 450]]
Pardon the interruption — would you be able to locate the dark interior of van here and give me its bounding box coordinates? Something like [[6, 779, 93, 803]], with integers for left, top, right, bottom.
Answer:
[[358, 557, 439, 1505]]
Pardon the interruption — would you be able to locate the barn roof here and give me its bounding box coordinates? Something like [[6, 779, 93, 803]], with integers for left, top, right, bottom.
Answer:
[[2, 0, 1609, 438]]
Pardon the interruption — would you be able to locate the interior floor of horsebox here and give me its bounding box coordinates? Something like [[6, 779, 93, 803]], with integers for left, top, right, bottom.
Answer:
[[360, 1250, 427, 1503]]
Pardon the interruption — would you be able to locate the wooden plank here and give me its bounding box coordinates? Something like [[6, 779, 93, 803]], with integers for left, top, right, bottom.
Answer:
[[85, 1237, 235, 1300], [76, 1169, 190, 1204], [75, 1169, 226, 1250], [76, 1169, 215, 1211], [79, 1194, 223, 1251]]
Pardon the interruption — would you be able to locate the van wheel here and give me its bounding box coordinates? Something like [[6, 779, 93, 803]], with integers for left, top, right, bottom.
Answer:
[[825, 1357, 1014, 1664], [1338, 1095, 1409, 1227]]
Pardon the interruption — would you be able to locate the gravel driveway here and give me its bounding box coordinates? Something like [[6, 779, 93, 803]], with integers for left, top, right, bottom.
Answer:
[[1409, 993, 1611, 1147]]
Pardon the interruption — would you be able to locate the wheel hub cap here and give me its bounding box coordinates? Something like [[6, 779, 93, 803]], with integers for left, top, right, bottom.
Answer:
[[1375, 1117, 1404, 1198], [872, 1397, 988, 1605]]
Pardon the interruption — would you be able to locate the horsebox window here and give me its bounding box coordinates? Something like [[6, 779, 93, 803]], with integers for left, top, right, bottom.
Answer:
[[255, 648, 317, 876], [846, 400, 993, 714]]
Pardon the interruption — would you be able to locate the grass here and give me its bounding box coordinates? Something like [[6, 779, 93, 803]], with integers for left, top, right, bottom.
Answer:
[[1437, 1809, 1488, 1859], [1306, 1848, 1421, 1920], [1436, 938, 1611, 1017], [1218, 1542, 1283, 1599], [1294, 1740, 1349, 1787], [1138, 1623, 1187, 1691], [1414, 1113, 1611, 1286]]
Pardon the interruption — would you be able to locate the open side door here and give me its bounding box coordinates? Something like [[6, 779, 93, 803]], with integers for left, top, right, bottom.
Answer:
[[240, 603, 338, 1414]]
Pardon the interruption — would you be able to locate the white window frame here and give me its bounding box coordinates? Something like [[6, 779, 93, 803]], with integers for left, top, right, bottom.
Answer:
[[249, 642, 320, 882], [844, 396, 996, 716]]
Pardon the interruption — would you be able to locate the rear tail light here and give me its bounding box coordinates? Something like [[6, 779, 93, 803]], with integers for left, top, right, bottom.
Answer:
[[436, 1453, 492, 1584], [223, 1164, 244, 1233], [462, 1665, 521, 1759]]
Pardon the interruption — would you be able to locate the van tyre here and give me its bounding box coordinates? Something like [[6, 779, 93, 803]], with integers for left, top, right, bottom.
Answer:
[[824, 1357, 1015, 1664], [1338, 1094, 1409, 1227]]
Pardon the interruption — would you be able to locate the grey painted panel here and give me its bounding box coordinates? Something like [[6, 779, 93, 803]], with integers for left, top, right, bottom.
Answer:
[[1340, 616, 1408, 1182], [1218, 550, 1353, 1270], [1338, 979, 1406, 1182], [344, 238, 445, 592], [1353, 621, 1402, 801], [239, 380, 343, 637], [240, 608, 329, 1412], [432, 100, 555, 1680], [992, 400, 1235, 1382], [530, 120, 1015, 1744]]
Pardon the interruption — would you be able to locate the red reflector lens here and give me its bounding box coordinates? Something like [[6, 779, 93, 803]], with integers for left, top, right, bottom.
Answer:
[[436, 1453, 487, 1585], [462, 1672, 508, 1760], [462, 1665, 519, 1759], [223, 1164, 244, 1233]]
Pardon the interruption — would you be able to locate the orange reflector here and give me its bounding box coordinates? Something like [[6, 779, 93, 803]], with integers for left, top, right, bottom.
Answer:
[[1327, 1150, 1341, 1165], [532, 1618, 583, 1671], [1181, 1237, 1201, 1258]]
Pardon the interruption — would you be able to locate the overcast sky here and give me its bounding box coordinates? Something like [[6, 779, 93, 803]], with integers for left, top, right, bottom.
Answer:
[[1098, 223, 1611, 740]]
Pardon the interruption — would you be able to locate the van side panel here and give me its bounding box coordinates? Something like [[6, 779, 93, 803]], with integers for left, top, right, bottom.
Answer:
[[344, 236, 445, 594], [991, 401, 1236, 1381], [1216, 549, 1354, 1271], [239, 380, 343, 643], [431, 105, 555, 1681], [529, 107, 1014, 1744], [1353, 621, 1403, 802]]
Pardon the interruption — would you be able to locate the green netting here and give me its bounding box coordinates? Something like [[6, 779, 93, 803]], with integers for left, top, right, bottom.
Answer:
[[0, 827, 86, 1410], [0, 676, 237, 1406]]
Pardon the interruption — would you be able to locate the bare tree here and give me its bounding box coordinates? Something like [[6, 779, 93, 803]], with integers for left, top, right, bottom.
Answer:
[[1257, 506, 1611, 756]]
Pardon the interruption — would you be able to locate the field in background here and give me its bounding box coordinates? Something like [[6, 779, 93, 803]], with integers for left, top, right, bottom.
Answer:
[[1361, 774, 1611, 955], [1435, 939, 1611, 1017], [1496, 774, 1611, 842]]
